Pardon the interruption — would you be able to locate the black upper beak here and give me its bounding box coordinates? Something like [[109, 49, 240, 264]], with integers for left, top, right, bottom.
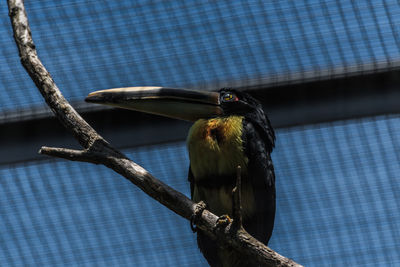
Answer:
[[85, 87, 223, 121]]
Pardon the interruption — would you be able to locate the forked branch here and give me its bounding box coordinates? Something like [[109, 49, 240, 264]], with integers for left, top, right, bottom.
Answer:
[[7, 1, 302, 266]]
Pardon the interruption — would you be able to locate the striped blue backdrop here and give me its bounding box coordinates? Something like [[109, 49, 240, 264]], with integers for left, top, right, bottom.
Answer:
[[1, 0, 400, 266], [1, 0, 400, 114], [1, 115, 399, 266]]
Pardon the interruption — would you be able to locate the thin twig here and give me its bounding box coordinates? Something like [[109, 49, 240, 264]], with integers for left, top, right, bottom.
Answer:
[[39, 147, 103, 164]]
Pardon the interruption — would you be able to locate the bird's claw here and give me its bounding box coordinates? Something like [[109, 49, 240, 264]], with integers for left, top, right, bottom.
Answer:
[[216, 214, 232, 228], [190, 201, 207, 233]]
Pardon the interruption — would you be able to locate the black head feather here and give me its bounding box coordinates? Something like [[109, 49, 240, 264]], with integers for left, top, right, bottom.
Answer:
[[217, 88, 275, 150]]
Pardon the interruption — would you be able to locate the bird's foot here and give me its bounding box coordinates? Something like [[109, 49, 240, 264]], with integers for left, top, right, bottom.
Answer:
[[216, 214, 232, 228], [190, 201, 207, 233]]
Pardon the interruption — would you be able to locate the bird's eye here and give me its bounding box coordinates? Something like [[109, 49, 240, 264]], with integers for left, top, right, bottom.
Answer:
[[222, 92, 238, 102]]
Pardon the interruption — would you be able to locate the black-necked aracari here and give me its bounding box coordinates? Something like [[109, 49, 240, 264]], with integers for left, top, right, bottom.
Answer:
[[85, 87, 275, 267]]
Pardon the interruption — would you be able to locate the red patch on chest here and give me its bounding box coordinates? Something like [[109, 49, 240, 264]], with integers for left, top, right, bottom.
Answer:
[[203, 122, 226, 144]]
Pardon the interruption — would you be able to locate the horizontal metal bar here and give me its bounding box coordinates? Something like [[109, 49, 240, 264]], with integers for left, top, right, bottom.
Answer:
[[2, 62, 400, 125], [1, 70, 399, 165]]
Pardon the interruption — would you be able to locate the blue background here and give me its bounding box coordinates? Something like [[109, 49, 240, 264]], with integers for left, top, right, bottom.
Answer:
[[1, 0, 400, 113], [1, 0, 400, 266], [1, 115, 400, 266]]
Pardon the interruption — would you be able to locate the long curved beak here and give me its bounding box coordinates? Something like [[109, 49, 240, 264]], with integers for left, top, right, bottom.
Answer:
[[85, 87, 223, 121]]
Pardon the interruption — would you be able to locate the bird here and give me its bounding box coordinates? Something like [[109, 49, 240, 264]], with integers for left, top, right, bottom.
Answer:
[[85, 87, 276, 267]]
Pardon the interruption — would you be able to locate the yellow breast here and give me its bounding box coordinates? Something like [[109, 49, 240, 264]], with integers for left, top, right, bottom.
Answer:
[[186, 116, 248, 180]]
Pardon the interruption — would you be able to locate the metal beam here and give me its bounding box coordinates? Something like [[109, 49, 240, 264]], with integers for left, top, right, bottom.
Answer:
[[1, 70, 400, 165]]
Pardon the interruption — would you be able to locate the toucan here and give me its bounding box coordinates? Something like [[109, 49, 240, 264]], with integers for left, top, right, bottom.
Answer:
[[85, 87, 276, 267]]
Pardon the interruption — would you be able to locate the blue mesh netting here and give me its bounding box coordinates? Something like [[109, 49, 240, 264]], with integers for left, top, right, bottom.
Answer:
[[1, 114, 399, 266], [1, 0, 400, 114]]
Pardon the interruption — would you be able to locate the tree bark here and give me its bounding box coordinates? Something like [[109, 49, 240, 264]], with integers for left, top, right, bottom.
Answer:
[[7, 1, 303, 266]]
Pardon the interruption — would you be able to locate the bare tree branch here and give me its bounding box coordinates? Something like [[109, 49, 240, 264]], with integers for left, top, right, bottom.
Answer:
[[7, 1, 303, 266], [39, 146, 102, 164]]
